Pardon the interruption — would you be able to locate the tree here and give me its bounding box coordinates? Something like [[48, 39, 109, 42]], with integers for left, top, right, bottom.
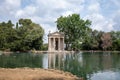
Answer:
[[90, 30, 99, 50], [56, 14, 91, 50], [13, 19, 44, 51], [90, 30, 105, 50], [100, 33, 112, 50], [0, 19, 44, 51], [0, 20, 16, 50], [110, 31, 120, 50]]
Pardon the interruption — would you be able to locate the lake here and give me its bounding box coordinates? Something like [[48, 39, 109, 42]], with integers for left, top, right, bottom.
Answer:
[[0, 52, 120, 80]]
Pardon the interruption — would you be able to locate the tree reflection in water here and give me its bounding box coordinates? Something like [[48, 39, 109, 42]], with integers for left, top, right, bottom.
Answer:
[[0, 52, 120, 80], [47, 52, 120, 80]]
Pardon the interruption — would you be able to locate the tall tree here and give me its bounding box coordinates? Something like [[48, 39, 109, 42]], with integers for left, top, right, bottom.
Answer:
[[101, 33, 112, 50], [0, 20, 16, 50], [13, 19, 44, 51], [110, 31, 120, 50], [56, 14, 91, 50]]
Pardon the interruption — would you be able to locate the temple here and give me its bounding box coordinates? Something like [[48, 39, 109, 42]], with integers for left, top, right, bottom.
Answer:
[[48, 32, 64, 51]]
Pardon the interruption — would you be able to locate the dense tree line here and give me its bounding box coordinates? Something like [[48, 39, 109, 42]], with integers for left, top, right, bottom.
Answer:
[[56, 14, 120, 51], [1, 14, 120, 51], [0, 19, 44, 51]]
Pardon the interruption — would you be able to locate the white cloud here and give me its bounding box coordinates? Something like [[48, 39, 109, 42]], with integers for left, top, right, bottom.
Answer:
[[41, 23, 56, 43], [14, 0, 85, 43], [0, 0, 21, 15], [62, 11, 75, 16], [5, 0, 21, 7], [0, 0, 120, 42], [112, 10, 120, 31], [15, 5, 37, 18], [110, 0, 120, 7], [84, 13, 114, 32], [36, 0, 69, 10], [88, 2, 100, 13], [0, 0, 21, 22], [83, 0, 115, 32]]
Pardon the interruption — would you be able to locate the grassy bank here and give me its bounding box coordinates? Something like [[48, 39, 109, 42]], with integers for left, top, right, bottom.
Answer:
[[0, 68, 82, 80]]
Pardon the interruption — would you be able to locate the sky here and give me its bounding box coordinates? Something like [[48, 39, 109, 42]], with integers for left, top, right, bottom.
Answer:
[[0, 0, 120, 43]]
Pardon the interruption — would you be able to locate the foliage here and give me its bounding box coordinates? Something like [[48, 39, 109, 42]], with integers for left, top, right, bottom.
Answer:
[[100, 33, 112, 50], [0, 20, 16, 50], [56, 13, 120, 51], [56, 14, 91, 50], [1, 14, 120, 51], [110, 31, 120, 50], [0, 19, 44, 51], [41, 43, 48, 51]]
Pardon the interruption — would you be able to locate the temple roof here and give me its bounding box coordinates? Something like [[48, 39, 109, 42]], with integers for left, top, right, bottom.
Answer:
[[48, 31, 64, 37]]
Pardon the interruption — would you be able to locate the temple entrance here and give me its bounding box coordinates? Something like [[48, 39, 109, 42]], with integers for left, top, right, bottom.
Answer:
[[48, 32, 64, 51], [55, 39, 58, 50]]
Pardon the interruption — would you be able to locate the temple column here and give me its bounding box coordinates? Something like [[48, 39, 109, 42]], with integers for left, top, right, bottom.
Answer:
[[48, 54, 51, 68], [53, 54, 55, 68], [58, 38, 60, 51], [62, 38, 64, 50], [53, 38, 55, 51]]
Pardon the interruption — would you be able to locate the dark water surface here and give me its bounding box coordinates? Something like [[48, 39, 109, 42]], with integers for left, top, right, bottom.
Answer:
[[0, 52, 120, 80]]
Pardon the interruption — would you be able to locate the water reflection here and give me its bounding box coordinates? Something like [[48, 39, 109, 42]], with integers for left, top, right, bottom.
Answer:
[[0, 52, 120, 80], [46, 52, 120, 80], [42, 54, 48, 69], [48, 53, 66, 69], [91, 71, 120, 80], [46, 52, 86, 79], [0, 53, 43, 68]]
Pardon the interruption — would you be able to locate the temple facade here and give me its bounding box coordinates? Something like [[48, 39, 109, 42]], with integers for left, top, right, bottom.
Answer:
[[48, 32, 64, 51]]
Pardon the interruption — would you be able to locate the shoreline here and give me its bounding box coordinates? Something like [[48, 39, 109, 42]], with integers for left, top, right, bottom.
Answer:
[[0, 68, 82, 80], [0, 50, 120, 55]]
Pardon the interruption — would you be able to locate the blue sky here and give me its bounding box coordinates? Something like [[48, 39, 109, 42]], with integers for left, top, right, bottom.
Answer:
[[0, 0, 120, 42]]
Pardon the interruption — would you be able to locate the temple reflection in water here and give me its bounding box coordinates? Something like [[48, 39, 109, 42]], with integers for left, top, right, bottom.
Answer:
[[48, 53, 65, 69]]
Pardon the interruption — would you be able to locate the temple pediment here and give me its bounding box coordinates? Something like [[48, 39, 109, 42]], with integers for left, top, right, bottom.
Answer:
[[48, 31, 64, 37], [48, 31, 64, 51]]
